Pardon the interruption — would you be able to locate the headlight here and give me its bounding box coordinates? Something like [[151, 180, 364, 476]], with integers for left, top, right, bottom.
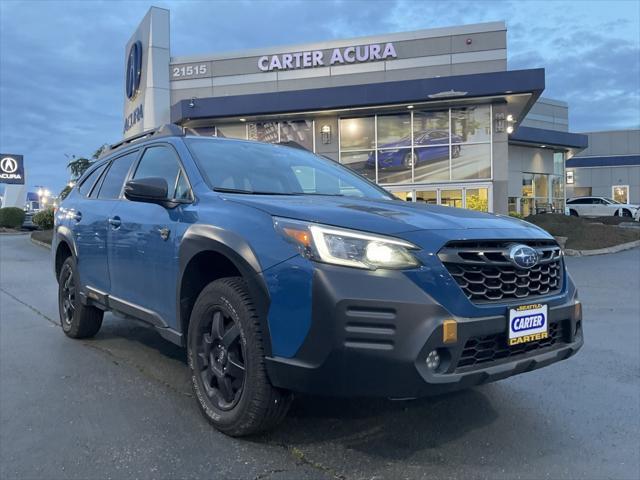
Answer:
[[273, 217, 420, 270]]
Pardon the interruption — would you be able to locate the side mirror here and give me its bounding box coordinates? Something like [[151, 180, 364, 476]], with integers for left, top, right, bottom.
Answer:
[[124, 177, 169, 204]]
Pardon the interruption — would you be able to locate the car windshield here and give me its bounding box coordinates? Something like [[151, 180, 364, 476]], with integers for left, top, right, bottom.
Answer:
[[186, 138, 394, 199]]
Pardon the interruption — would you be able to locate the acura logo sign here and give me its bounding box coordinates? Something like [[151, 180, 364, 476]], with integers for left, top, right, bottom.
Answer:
[[508, 244, 539, 269], [1, 157, 18, 174], [0, 154, 24, 185], [126, 40, 142, 100]]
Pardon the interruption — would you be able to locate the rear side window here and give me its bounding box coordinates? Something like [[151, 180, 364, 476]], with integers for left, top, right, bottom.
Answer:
[[78, 163, 107, 197], [133, 145, 191, 200], [97, 151, 138, 199]]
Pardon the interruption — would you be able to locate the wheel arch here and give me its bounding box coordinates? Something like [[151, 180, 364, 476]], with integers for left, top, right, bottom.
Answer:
[[178, 225, 272, 354], [54, 226, 77, 280]]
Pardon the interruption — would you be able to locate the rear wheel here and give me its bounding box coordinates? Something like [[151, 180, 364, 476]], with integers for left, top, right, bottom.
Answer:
[[188, 277, 292, 436], [58, 257, 103, 338]]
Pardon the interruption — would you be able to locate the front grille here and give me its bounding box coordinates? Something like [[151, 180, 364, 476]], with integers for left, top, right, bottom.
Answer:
[[438, 240, 563, 303], [455, 321, 566, 371]]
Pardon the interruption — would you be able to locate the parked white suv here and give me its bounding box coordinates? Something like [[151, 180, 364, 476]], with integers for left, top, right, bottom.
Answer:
[[566, 196, 639, 219]]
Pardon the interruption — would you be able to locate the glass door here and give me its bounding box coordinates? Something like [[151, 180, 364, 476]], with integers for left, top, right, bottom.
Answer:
[[612, 185, 629, 204], [386, 184, 492, 211]]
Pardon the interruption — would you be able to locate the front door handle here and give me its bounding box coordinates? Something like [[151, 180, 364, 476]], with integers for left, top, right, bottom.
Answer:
[[108, 216, 121, 229]]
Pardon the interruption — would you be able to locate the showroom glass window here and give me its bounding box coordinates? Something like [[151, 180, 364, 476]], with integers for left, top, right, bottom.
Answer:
[[212, 120, 315, 153], [412, 110, 450, 183], [339, 117, 375, 181], [377, 113, 412, 185], [338, 105, 492, 185]]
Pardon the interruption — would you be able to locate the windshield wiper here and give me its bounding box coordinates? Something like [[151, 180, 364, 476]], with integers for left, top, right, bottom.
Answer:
[[213, 187, 298, 195]]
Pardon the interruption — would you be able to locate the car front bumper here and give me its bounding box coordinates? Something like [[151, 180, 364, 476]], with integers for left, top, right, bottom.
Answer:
[[265, 264, 583, 398]]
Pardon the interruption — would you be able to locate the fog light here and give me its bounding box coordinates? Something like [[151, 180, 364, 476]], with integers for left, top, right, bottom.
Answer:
[[425, 350, 440, 370]]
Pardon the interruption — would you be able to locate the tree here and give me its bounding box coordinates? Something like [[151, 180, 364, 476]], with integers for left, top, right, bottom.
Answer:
[[65, 143, 108, 179]]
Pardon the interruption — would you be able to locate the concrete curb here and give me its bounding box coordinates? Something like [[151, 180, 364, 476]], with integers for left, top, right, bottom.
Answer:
[[30, 237, 51, 250], [564, 240, 640, 257]]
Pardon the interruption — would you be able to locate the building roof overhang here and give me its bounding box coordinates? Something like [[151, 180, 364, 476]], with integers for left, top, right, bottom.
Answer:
[[509, 126, 588, 154], [566, 154, 640, 168], [171, 68, 545, 126]]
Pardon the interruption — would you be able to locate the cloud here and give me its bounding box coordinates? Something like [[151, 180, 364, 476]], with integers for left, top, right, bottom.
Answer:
[[0, 0, 638, 192]]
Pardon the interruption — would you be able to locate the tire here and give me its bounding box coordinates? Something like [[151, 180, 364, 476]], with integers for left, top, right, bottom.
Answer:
[[188, 277, 292, 436], [622, 209, 632, 218], [452, 145, 461, 158], [58, 257, 103, 339], [569, 209, 579, 217], [403, 151, 416, 168]]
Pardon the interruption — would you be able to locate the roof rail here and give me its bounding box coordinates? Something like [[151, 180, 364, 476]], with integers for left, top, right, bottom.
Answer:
[[99, 124, 185, 159]]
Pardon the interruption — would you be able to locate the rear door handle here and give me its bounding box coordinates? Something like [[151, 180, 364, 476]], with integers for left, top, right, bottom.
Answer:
[[108, 216, 121, 229]]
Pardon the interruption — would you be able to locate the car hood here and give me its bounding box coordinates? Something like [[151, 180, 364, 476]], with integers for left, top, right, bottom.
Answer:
[[223, 194, 550, 236]]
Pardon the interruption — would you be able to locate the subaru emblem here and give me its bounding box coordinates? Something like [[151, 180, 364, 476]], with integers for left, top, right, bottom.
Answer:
[[508, 244, 539, 269]]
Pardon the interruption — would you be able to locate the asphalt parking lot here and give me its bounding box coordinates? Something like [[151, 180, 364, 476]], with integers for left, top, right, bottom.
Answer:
[[1, 233, 639, 480]]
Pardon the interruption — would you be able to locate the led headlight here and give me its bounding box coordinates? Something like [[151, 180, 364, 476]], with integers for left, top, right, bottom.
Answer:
[[274, 217, 420, 270]]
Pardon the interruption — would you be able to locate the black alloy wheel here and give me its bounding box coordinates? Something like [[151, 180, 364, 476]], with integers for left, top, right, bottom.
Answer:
[[60, 263, 76, 328], [195, 308, 246, 410], [452, 145, 461, 158], [57, 256, 103, 338]]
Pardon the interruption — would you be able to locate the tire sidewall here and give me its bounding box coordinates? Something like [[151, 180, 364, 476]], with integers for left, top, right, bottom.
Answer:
[[187, 282, 259, 429]]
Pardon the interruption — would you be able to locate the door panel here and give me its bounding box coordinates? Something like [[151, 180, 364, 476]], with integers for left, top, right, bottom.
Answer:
[[107, 202, 185, 327], [106, 144, 193, 329], [74, 200, 115, 293]]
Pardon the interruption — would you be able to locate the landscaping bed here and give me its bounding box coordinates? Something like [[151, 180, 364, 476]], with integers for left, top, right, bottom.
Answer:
[[31, 229, 53, 246], [525, 214, 640, 250]]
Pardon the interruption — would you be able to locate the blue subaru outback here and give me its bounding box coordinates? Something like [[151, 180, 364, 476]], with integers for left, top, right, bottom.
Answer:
[[53, 125, 583, 436]]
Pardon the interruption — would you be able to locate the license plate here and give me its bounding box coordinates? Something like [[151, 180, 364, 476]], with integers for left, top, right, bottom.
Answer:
[[508, 303, 548, 346]]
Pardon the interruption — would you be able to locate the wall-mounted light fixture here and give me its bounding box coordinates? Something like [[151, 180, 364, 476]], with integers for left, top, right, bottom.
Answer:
[[494, 112, 505, 133], [496, 112, 516, 134], [321, 124, 332, 144], [566, 170, 574, 185]]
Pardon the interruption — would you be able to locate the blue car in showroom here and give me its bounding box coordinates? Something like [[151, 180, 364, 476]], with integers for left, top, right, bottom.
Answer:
[[53, 125, 582, 436], [367, 129, 463, 169]]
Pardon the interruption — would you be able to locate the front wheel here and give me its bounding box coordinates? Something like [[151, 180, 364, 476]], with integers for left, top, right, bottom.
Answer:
[[58, 257, 103, 338], [569, 209, 579, 217], [188, 277, 292, 436]]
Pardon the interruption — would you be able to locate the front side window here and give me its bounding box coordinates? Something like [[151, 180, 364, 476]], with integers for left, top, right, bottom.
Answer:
[[186, 138, 392, 199], [97, 151, 138, 199], [133, 145, 190, 200]]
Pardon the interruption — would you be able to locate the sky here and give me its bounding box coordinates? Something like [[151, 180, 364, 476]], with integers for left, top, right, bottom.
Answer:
[[1, 0, 639, 193]]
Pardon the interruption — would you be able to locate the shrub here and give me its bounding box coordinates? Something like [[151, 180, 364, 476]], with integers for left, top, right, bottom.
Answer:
[[0, 207, 26, 228], [33, 208, 55, 230], [509, 212, 525, 219]]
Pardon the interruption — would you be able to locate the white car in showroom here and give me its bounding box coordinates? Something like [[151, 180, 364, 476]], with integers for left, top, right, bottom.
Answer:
[[566, 196, 640, 219]]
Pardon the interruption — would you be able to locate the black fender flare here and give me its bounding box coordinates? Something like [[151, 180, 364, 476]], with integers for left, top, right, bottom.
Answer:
[[177, 224, 272, 354], [53, 226, 78, 278]]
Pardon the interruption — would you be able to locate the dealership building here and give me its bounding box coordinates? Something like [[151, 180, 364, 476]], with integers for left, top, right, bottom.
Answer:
[[124, 7, 588, 215], [565, 129, 640, 205]]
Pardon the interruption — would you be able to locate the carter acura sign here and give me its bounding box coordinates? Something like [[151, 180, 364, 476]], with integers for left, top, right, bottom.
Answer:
[[258, 42, 397, 71], [0, 154, 24, 185]]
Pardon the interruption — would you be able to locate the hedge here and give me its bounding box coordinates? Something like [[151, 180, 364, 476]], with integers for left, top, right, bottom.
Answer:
[[33, 208, 55, 230], [0, 207, 26, 228]]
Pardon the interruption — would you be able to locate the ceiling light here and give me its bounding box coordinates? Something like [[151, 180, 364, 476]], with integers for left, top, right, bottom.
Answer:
[[506, 114, 514, 122], [239, 118, 246, 122], [407, 105, 414, 109], [506, 126, 514, 134]]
